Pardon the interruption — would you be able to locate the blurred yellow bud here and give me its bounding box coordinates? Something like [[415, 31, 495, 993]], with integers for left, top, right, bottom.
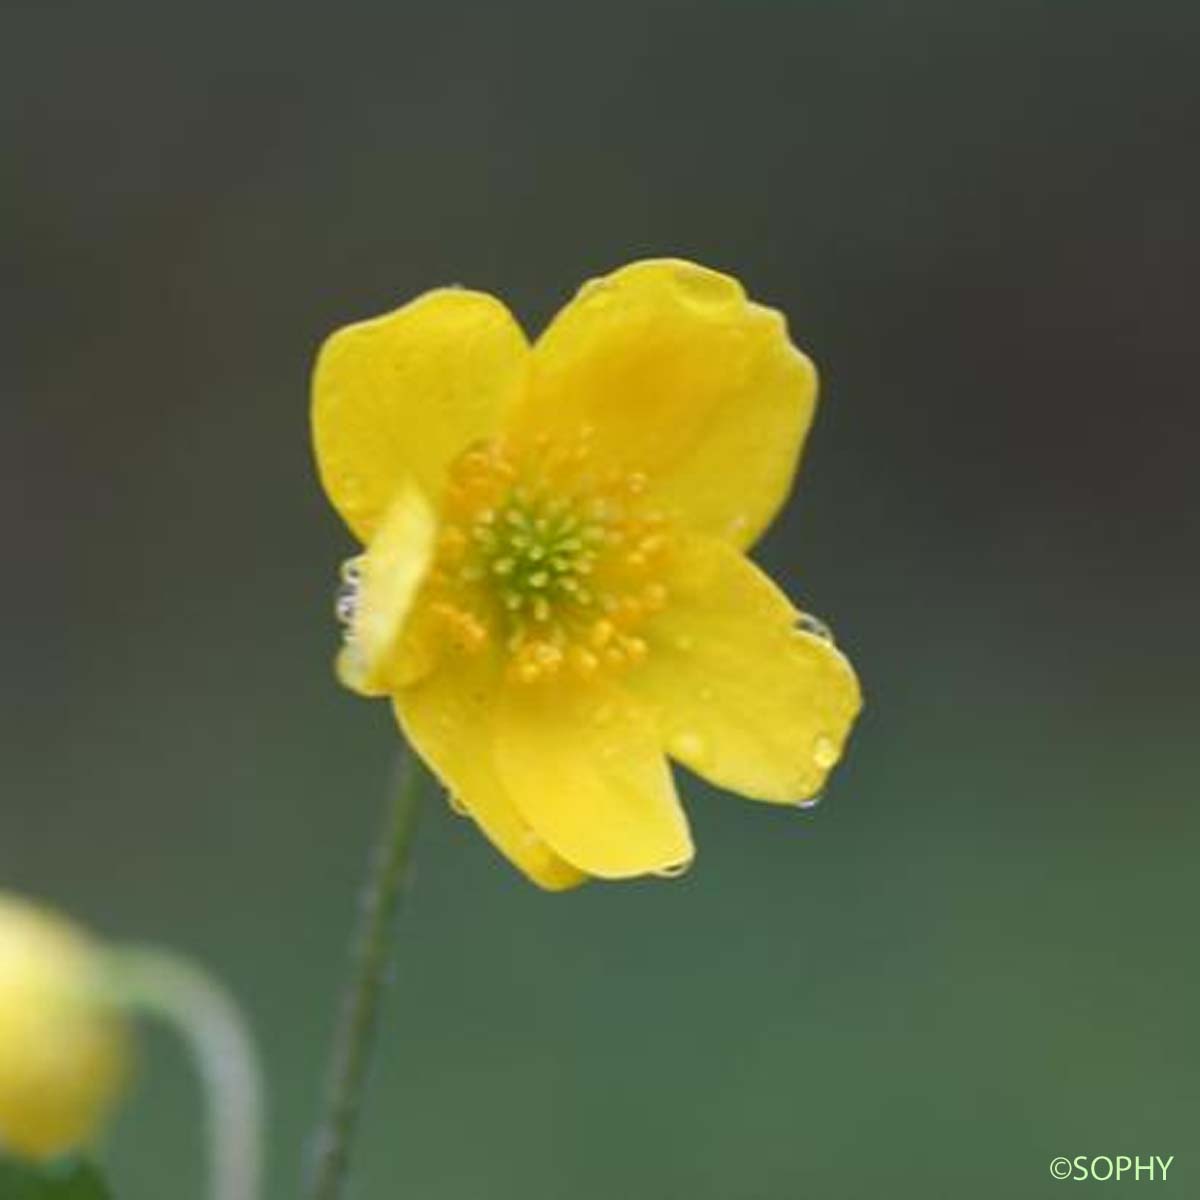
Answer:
[[0, 893, 129, 1159]]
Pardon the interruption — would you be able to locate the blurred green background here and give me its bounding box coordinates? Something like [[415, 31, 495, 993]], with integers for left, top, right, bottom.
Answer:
[[4, 1, 1198, 1196]]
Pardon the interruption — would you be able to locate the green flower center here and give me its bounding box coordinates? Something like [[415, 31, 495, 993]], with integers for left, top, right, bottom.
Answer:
[[468, 489, 607, 623], [427, 436, 672, 682]]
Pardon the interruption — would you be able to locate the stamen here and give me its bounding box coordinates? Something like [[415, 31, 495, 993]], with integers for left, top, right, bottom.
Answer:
[[417, 436, 673, 683], [590, 619, 615, 648]]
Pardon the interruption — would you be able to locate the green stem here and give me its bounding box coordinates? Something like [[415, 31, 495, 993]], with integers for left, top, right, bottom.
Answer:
[[306, 751, 424, 1200], [108, 946, 264, 1200]]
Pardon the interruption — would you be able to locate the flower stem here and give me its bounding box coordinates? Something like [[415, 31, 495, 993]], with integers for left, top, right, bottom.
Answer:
[[108, 946, 264, 1200], [305, 751, 424, 1200]]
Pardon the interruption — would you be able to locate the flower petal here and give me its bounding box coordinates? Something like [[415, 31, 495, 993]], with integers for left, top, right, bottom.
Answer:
[[394, 653, 586, 891], [336, 480, 436, 697], [0, 895, 129, 1159], [629, 534, 862, 804], [511, 259, 817, 548], [313, 288, 529, 541], [494, 678, 693, 879]]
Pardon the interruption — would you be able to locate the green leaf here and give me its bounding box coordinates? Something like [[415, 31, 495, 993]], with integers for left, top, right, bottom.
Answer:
[[0, 1155, 112, 1200]]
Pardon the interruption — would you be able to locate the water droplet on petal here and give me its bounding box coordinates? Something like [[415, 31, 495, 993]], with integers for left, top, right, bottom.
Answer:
[[655, 859, 692, 879], [796, 612, 834, 642], [334, 557, 363, 625], [812, 734, 839, 769], [794, 791, 824, 810], [334, 586, 357, 624], [447, 793, 470, 817]]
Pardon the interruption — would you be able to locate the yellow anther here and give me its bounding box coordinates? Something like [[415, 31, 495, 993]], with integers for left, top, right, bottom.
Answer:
[[515, 660, 542, 683], [590, 619, 615, 648], [459, 616, 489, 652], [461, 449, 491, 474], [570, 646, 600, 678], [615, 597, 644, 625], [621, 635, 648, 664], [430, 602, 491, 653], [510, 639, 562, 683], [433, 435, 677, 683], [533, 642, 563, 670], [437, 525, 467, 561], [642, 582, 668, 611]]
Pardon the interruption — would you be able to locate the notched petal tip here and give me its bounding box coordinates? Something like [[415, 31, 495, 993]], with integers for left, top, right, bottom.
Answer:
[[516, 257, 818, 550], [575, 257, 746, 310]]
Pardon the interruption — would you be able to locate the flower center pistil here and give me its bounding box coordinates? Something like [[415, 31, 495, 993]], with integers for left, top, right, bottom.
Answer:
[[427, 433, 671, 683]]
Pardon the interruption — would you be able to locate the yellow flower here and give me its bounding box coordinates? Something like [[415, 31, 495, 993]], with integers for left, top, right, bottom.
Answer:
[[312, 259, 862, 889], [0, 894, 129, 1159]]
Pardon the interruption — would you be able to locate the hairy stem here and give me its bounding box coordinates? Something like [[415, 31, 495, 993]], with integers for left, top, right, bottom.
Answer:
[[305, 752, 423, 1200]]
